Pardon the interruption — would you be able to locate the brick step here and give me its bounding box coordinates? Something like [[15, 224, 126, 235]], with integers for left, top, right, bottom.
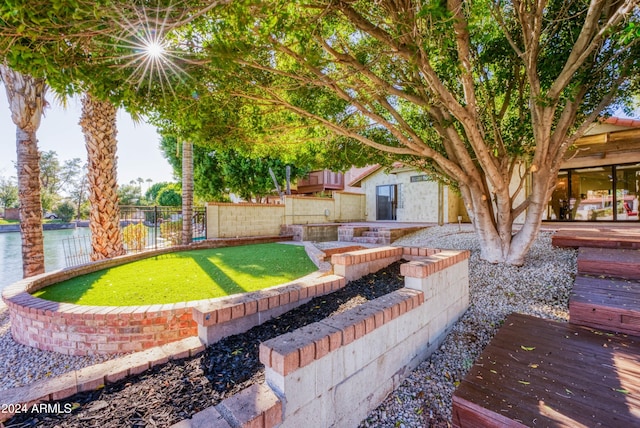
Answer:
[[577, 247, 640, 279], [570, 274, 640, 336], [351, 236, 386, 244], [361, 231, 390, 238]]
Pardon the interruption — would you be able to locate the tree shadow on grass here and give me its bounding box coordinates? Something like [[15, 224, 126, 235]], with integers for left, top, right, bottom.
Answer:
[[32, 269, 109, 304]]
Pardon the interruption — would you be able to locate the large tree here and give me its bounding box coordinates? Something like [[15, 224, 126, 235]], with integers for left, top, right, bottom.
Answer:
[[0, 2, 218, 261], [80, 93, 126, 260], [184, 0, 640, 264], [0, 65, 47, 276]]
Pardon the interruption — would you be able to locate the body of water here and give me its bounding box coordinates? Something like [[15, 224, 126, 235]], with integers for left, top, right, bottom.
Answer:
[[0, 227, 91, 292]]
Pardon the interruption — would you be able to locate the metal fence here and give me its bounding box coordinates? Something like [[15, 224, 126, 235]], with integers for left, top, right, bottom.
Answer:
[[62, 206, 207, 267]]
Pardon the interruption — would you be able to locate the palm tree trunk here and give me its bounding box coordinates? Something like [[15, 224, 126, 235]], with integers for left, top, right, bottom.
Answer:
[[0, 65, 46, 278], [182, 140, 193, 245], [79, 93, 126, 260]]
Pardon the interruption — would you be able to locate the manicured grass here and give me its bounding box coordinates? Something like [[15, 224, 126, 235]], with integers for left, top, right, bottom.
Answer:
[[33, 243, 317, 306], [0, 219, 19, 224]]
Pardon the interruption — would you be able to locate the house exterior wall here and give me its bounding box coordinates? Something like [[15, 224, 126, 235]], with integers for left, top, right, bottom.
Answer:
[[361, 169, 452, 222]]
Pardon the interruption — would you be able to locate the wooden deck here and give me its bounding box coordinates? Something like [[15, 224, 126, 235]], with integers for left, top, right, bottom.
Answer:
[[577, 247, 640, 280], [452, 313, 640, 428], [552, 229, 640, 249], [570, 275, 640, 336]]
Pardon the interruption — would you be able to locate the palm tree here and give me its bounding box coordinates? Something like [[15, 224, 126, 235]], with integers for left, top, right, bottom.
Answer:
[[181, 140, 193, 245], [79, 92, 126, 260], [0, 65, 47, 277]]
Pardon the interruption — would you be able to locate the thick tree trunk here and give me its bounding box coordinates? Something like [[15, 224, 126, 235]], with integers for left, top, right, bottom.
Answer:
[[182, 140, 193, 245], [465, 168, 552, 266], [79, 93, 126, 260], [0, 65, 46, 278]]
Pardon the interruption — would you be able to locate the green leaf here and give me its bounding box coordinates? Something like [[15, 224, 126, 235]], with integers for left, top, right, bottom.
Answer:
[[520, 346, 536, 351]]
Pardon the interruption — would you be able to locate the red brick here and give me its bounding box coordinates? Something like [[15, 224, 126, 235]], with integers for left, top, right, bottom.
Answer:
[[299, 342, 315, 367], [391, 304, 400, 319], [264, 399, 283, 428], [364, 315, 376, 334], [314, 335, 330, 359], [217, 306, 232, 323], [373, 310, 384, 328], [289, 289, 300, 303], [327, 329, 342, 351], [245, 300, 258, 315], [268, 294, 280, 309], [279, 292, 290, 306], [231, 304, 245, 320], [258, 296, 270, 312], [296, 286, 308, 300], [270, 347, 299, 376], [259, 343, 272, 366], [323, 281, 333, 294], [353, 319, 366, 340]]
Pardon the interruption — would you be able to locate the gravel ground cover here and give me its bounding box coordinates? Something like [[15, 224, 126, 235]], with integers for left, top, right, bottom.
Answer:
[[2, 225, 577, 427], [4, 261, 405, 427]]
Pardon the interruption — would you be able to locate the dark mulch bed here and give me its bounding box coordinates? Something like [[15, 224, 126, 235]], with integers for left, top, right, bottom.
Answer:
[[6, 261, 405, 428]]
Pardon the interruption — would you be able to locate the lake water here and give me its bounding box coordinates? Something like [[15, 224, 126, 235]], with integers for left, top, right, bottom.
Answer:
[[0, 228, 91, 292]]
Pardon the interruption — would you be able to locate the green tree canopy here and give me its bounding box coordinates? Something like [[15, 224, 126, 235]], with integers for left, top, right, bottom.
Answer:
[[156, 183, 182, 206], [159, 135, 310, 202], [0, 176, 19, 209], [158, 0, 640, 264]]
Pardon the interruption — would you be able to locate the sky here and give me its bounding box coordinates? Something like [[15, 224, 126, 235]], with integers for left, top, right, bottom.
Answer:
[[0, 94, 176, 186]]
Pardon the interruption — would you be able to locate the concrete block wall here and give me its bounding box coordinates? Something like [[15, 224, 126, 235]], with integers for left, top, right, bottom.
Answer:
[[259, 248, 470, 428], [207, 203, 285, 238], [333, 192, 366, 221], [284, 196, 335, 224], [207, 194, 366, 239]]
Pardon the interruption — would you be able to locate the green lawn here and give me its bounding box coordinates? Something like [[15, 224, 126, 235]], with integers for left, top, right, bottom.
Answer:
[[33, 243, 317, 306], [0, 219, 19, 224]]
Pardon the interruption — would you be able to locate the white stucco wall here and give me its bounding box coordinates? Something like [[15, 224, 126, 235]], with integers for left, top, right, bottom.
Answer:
[[361, 169, 445, 222]]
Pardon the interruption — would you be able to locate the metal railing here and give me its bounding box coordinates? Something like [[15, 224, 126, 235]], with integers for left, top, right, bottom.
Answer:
[[62, 206, 207, 267]]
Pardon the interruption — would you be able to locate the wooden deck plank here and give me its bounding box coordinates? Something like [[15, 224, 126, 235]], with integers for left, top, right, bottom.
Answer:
[[552, 230, 640, 250], [453, 313, 640, 428], [577, 247, 640, 279], [572, 276, 640, 308], [570, 275, 640, 335]]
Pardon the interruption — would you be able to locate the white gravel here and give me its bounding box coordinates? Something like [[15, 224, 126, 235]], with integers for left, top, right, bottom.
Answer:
[[360, 224, 577, 427], [0, 304, 121, 392]]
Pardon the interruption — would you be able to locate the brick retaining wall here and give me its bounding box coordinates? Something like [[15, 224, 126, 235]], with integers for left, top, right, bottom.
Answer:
[[257, 247, 470, 427], [1, 236, 293, 356]]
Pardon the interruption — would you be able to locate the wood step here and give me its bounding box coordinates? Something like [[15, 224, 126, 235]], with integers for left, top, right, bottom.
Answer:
[[577, 247, 640, 279], [552, 229, 640, 249], [570, 275, 640, 336], [453, 313, 640, 428]]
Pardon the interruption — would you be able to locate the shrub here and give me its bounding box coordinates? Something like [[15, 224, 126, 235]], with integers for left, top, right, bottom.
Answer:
[[122, 223, 148, 251], [160, 220, 182, 246], [54, 201, 76, 222]]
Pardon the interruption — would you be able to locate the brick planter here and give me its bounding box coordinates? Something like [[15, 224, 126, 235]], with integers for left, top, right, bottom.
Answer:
[[1, 236, 292, 356]]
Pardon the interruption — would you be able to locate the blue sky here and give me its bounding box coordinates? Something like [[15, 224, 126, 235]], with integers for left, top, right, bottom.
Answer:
[[0, 94, 175, 186]]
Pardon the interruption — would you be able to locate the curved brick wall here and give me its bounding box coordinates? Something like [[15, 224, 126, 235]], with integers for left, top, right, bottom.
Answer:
[[1, 236, 291, 356]]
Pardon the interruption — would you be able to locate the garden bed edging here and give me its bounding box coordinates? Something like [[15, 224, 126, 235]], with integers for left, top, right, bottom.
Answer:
[[1, 236, 295, 356]]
